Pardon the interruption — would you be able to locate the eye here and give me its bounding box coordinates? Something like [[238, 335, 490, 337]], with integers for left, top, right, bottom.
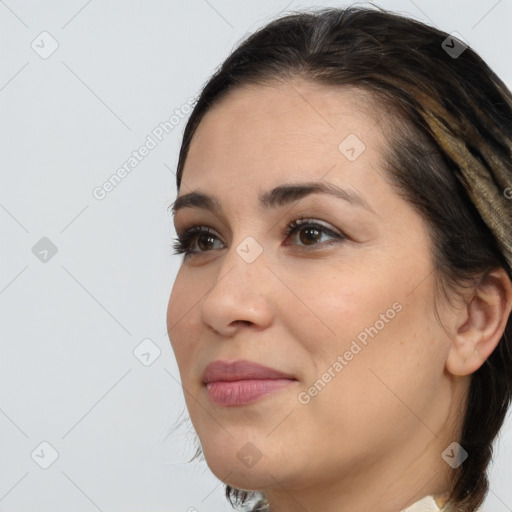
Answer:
[[171, 218, 346, 258], [283, 218, 346, 248], [171, 226, 222, 257]]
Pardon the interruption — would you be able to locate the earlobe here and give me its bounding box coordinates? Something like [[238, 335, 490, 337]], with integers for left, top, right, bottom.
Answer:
[[445, 268, 512, 377]]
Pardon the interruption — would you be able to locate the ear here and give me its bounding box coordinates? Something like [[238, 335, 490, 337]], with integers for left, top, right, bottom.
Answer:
[[445, 268, 512, 377]]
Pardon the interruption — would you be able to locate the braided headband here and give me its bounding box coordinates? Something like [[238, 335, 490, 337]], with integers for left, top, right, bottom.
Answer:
[[415, 90, 512, 276]]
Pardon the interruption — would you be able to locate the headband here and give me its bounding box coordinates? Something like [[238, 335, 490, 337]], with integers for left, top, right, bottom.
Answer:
[[417, 90, 512, 276]]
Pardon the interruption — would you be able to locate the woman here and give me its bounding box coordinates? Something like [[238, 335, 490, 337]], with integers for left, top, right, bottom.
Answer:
[[166, 5, 512, 512]]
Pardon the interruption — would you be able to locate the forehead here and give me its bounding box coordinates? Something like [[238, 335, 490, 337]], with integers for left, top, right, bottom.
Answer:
[[182, 79, 387, 193]]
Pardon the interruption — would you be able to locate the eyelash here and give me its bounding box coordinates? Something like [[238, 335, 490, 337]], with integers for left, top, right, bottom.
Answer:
[[171, 218, 346, 258]]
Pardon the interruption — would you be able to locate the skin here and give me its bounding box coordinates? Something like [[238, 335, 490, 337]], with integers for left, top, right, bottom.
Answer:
[[167, 78, 512, 512]]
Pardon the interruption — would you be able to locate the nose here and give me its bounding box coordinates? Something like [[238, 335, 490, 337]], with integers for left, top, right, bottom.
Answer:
[[199, 241, 274, 337]]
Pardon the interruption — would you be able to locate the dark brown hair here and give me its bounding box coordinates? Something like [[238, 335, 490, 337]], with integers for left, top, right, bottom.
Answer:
[[173, 5, 512, 511]]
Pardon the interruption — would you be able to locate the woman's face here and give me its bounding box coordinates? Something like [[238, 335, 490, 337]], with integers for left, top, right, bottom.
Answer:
[[167, 79, 458, 501]]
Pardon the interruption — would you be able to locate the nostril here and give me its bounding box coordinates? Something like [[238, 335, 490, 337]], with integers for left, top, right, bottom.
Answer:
[[233, 320, 251, 327]]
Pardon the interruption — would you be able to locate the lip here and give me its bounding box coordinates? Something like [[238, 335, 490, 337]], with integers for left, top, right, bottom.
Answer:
[[202, 359, 297, 407], [202, 359, 296, 383]]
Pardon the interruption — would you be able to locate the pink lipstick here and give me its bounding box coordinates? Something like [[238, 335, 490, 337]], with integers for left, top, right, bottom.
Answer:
[[202, 359, 297, 407]]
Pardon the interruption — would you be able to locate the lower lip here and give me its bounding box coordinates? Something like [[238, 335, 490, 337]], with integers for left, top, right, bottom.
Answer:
[[205, 379, 296, 407]]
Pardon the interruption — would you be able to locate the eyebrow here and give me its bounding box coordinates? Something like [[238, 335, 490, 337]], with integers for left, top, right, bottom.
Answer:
[[170, 181, 374, 216]]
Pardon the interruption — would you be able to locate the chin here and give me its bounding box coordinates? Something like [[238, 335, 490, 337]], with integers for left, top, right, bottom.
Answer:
[[208, 460, 276, 492], [201, 440, 279, 491]]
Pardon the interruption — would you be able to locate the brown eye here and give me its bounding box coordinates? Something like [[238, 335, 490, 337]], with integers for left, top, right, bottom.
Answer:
[[172, 226, 224, 256], [172, 219, 346, 258], [299, 226, 322, 245], [197, 233, 218, 252], [285, 219, 346, 248]]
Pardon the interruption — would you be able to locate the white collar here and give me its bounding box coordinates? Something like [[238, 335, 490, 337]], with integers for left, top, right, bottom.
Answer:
[[249, 493, 447, 511], [400, 495, 442, 512]]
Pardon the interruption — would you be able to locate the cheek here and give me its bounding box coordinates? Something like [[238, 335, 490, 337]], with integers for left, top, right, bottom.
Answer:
[[318, 279, 440, 407], [167, 275, 183, 332], [167, 267, 204, 329], [292, 255, 440, 400], [288, 262, 406, 362], [167, 271, 202, 371]]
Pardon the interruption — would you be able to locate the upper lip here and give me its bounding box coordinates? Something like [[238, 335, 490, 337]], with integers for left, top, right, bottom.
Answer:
[[202, 359, 296, 384]]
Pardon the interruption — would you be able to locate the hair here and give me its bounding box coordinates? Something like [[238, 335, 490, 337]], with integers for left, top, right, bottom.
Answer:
[[173, 4, 512, 512]]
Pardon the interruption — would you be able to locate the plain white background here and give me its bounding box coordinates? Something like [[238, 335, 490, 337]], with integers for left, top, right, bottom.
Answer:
[[0, 1, 511, 511]]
